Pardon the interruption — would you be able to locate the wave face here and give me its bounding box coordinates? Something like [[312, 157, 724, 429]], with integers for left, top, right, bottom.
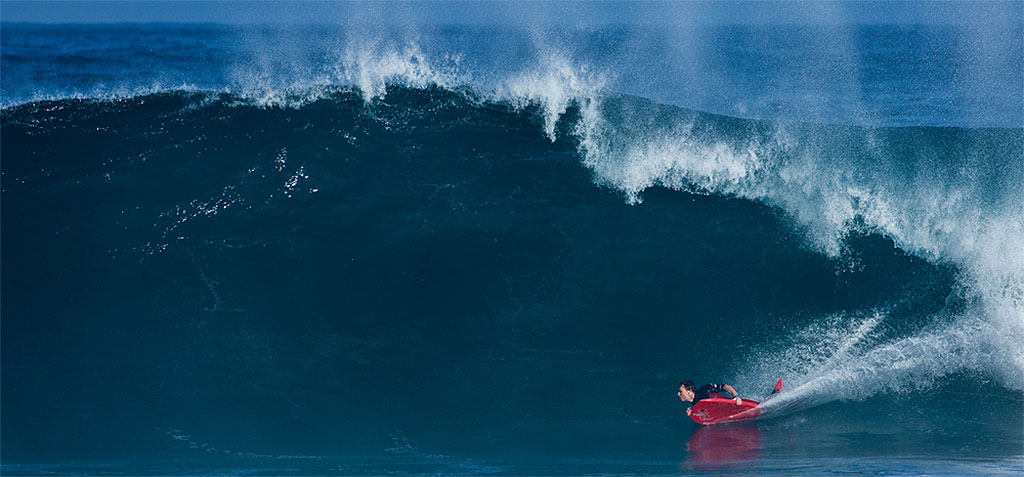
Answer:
[[2, 22, 1023, 471]]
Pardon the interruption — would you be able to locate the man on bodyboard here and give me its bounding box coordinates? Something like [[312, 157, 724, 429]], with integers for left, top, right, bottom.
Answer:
[[678, 379, 783, 424], [677, 380, 743, 416]]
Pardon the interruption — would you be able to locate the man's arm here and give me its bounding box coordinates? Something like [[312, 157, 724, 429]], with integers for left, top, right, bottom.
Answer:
[[722, 384, 743, 405]]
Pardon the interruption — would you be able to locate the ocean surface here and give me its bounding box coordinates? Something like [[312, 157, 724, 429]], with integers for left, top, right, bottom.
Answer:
[[2, 20, 1023, 475]]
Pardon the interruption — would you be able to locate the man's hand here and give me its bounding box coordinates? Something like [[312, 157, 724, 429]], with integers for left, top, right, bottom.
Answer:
[[734, 396, 743, 405], [686, 407, 692, 416]]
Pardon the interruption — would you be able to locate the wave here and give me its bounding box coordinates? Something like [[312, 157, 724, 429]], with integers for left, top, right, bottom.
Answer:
[[4, 46, 1022, 417]]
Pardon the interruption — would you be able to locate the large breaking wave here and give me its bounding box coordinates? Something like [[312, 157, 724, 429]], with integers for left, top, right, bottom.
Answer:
[[2, 30, 1022, 456]]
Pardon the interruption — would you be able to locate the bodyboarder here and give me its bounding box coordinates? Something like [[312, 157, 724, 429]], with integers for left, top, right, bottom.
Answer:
[[677, 380, 743, 416]]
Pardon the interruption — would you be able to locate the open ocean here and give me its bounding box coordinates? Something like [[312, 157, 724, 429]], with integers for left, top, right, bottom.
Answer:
[[2, 16, 1023, 476]]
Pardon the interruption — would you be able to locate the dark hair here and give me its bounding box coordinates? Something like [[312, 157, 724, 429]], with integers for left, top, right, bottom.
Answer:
[[680, 380, 695, 391]]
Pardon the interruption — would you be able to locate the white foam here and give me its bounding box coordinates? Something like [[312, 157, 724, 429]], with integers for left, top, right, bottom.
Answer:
[[497, 52, 606, 141], [337, 42, 461, 103], [570, 96, 1024, 411], [580, 120, 769, 205], [750, 313, 1008, 417]]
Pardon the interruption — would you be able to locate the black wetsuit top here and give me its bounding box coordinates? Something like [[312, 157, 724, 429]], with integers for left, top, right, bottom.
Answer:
[[693, 383, 732, 403]]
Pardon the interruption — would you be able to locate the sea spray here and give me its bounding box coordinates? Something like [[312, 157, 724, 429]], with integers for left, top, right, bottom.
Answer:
[[569, 95, 1024, 409]]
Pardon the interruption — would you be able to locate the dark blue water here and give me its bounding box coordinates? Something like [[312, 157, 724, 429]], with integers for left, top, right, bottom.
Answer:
[[2, 21, 1023, 475]]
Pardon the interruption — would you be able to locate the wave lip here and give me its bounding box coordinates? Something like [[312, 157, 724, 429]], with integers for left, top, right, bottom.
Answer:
[[7, 22, 1022, 126]]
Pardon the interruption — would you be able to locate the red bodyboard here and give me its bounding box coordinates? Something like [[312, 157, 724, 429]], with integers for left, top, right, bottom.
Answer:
[[688, 398, 761, 425]]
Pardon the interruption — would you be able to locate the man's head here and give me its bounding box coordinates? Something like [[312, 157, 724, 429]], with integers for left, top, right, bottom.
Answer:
[[678, 380, 695, 402]]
